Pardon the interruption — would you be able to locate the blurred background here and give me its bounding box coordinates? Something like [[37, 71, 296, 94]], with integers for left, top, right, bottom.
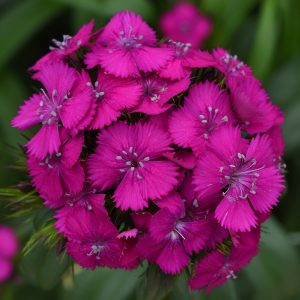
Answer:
[[0, 0, 300, 299]]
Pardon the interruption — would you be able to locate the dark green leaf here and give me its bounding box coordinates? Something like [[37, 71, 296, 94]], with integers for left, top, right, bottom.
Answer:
[[60, 267, 140, 300], [0, 0, 63, 70], [56, 0, 154, 19], [249, 0, 279, 80], [20, 243, 69, 289]]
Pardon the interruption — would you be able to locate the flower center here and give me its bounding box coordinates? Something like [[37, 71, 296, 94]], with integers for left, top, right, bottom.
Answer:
[[36, 89, 67, 125], [118, 28, 143, 50], [220, 153, 265, 200], [115, 146, 150, 180], [143, 79, 168, 102], [86, 81, 105, 100], [221, 53, 246, 76], [49, 35, 72, 51], [168, 40, 192, 58], [87, 243, 105, 260], [39, 152, 62, 169], [199, 106, 228, 139]]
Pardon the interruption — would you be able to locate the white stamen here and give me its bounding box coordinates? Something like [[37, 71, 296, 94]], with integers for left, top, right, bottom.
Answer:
[[133, 152, 138, 157], [144, 156, 150, 161], [130, 167, 135, 171], [137, 174, 142, 180], [122, 150, 127, 155], [222, 116, 228, 122], [201, 119, 208, 123], [208, 106, 213, 112], [193, 199, 199, 208], [51, 111, 57, 117], [116, 156, 123, 160], [203, 133, 209, 139], [199, 114, 205, 119], [126, 161, 131, 166], [129, 147, 133, 153], [139, 161, 144, 168]]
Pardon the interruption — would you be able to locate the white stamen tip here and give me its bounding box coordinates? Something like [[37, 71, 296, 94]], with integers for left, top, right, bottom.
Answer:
[[139, 161, 144, 168], [130, 167, 135, 171], [116, 156, 123, 160], [144, 156, 150, 161], [222, 116, 228, 122]]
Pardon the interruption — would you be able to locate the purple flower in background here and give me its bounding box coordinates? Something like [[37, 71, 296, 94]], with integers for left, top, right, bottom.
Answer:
[[160, 2, 212, 48], [0, 226, 18, 282]]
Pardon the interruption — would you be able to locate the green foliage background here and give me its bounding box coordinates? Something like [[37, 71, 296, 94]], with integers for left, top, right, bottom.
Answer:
[[0, 0, 299, 299]]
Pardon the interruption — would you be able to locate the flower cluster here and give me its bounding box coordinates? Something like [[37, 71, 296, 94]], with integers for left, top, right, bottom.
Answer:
[[0, 226, 18, 282], [12, 10, 285, 293]]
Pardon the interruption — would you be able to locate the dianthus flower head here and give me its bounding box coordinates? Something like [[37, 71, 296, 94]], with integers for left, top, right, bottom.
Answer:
[[84, 11, 173, 77], [88, 121, 180, 210], [65, 209, 122, 269], [31, 20, 94, 71], [160, 2, 212, 48], [12, 61, 93, 159], [0, 226, 18, 282], [189, 228, 259, 293], [27, 129, 84, 205], [10, 9, 286, 295], [169, 81, 234, 156], [193, 126, 285, 232]]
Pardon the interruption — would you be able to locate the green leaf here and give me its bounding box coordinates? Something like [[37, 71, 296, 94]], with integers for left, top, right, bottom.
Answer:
[[282, 100, 300, 155], [249, 0, 279, 80], [33, 206, 55, 230], [0, 0, 63, 70], [202, 0, 256, 47], [142, 264, 177, 300], [56, 0, 154, 19], [60, 267, 140, 300], [267, 56, 300, 109], [20, 243, 69, 289]]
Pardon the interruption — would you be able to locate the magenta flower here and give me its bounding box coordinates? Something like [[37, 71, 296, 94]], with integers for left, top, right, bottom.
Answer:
[[0, 226, 18, 282], [54, 184, 106, 236], [169, 81, 234, 156], [266, 126, 286, 170], [12, 61, 93, 159], [132, 73, 190, 115], [88, 121, 179, 211], [159, 42, 214, 80], [84, 11, 173, 77], [160, 2, 212, 48], [27, 130, 84, 205], [87, 70, 142, 129], [138, 192, 212, 274], [230, 77, 284, 134], [65, 209, 122, 269], [117, 229, 140, 270], [193, 126, 285, 232], [31, 20, 94, 71], [212, 48, 252, 81], [189, 235, 259, 293]]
